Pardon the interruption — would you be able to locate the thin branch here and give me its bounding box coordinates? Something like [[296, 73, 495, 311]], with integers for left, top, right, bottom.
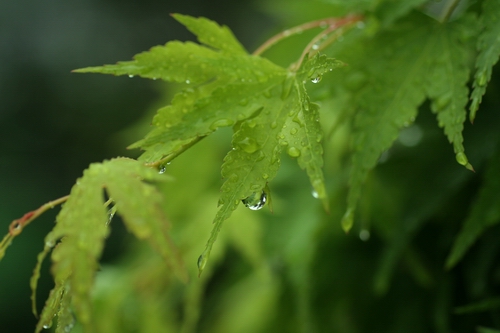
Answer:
[[8, 195, 70, 236], [144, 136, 206, 169], [253, 14, 363, 65]]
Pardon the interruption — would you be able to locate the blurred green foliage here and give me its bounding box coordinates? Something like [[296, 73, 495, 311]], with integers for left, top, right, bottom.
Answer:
[[2, 0, 500, 332]]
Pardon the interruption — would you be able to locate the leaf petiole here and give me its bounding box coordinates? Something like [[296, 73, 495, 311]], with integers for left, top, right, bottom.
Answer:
[[252, 14, 363, 68]]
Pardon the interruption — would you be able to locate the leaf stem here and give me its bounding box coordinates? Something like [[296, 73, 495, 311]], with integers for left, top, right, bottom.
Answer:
[[252, 14, 363, 63], [144, 136, 206, 169], [8, 195, 70, 237]]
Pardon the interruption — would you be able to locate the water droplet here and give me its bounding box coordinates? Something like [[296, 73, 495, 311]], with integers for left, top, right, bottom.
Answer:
[[270, 121, 278, 129], [312, 189, 319, 199], [197, 253, 207, 274], [312, 43, 320, 50], [185, 79, 191, 84], [107, 207, 116, 226], [158, 165, 167, 174], [152, 77, 157, 80], [43, 321, 53, 329], [262, 173, 269, 180], [242, 191, 267, 210], [239, 98, 249, 106], [128, 75, 134, 78], [45, 239, 55, 248], [283, 30, 291, 37], [263, 89, 272, 98], [255, 151, 266, 161], [311, 76, 322, 83], [236, 137, 259, 154], [320, 21, 328, 29], [287, 146, 301, 157], [356, 21, 366, 29], [290, 128, 298, 135], [209, 118, 234, 130]]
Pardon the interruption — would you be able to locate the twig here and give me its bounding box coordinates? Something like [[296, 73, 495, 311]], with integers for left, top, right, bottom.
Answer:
[[8, 195, 70, 236]]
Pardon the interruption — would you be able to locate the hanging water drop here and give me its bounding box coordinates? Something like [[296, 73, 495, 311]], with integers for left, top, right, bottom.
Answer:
[[43, 321, 53, 329], [287, 146, 301, 158], [242, 191, 267, 210], [128, 75, 134, 78], [209, 118, 234, 130], [107, 206, 116, 226], [158, 165, 167, 174], [311, 76, 322, 84], [236, 137, 259, 154]]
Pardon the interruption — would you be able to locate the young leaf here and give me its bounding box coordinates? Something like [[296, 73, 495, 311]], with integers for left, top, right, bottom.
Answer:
[[470, 0, 500, 122], [446, 150, 500, 269]]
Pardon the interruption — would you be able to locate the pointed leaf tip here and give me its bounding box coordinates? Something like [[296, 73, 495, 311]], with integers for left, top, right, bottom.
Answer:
[[341, 209, 354, 233]]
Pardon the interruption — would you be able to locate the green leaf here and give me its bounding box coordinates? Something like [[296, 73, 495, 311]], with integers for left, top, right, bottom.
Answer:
[[470, 0, 500, 122], [197, 84, 298, 275], [32, 158, 183, 332], [425, 19, 473, 171], [73, 41, 220, 84], [35, 281, 66, 333], [446, 149, 500, 269], [139, 77, 286, 155], [282, 92, 329, 210], [171, 13, 247, 55], [341, 16, 431, 232]]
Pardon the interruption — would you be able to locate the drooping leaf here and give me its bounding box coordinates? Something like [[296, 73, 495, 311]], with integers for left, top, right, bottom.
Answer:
[[470, 0, 500, 122], [197, 84, 298, 274], [341, 15, 431, 232], [446, 149, 500, 269], [31, 158, 182, 332]]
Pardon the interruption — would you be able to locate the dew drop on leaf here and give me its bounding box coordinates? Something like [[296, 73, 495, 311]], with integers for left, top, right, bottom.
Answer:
[[128, 75, 134, 78], [158, 165, 167, 174], [311, 76, 322, 83], [43, 321, 53, 329], [312, 189, 319, 199], [209, 118, 235, 130], [242, 191, 267, 210], [287, 146, 301, 157], [236, 137, 259, 154]]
